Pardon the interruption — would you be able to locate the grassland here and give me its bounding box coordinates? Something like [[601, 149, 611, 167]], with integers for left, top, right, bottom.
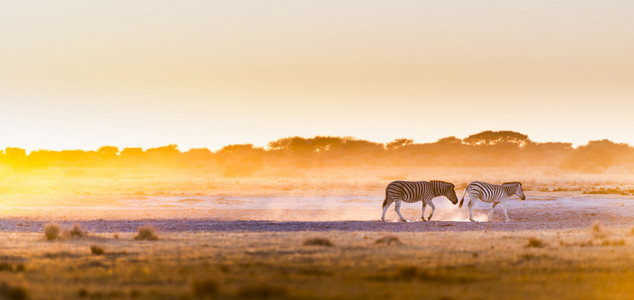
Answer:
[[0, 225, 632, 300], [0, 167, 633, 299]]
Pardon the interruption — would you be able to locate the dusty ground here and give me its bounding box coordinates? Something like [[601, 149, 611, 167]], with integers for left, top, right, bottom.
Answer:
[[0, 168, 633, 299], [0, 190, 632, 299]]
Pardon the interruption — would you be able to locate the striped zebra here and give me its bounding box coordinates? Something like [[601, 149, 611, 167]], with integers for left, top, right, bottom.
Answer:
[[459, 181, 526, 222], [381, 180, 458, 222]]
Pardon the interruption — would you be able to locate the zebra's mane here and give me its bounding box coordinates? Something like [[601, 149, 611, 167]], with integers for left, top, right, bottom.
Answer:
[[429, 180, 454, 187], [502, 181, 522, 186]]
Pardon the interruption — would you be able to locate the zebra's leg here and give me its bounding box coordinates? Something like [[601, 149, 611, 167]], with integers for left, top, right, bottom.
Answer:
[[488, 202, 499, 222], [394, 199, 407, 222], [427, 200, 436, 221], [502, 201, 510, 222], [381, 197, 393, 222], [421, 202, 427, 221], [468, 198, 476, 222]]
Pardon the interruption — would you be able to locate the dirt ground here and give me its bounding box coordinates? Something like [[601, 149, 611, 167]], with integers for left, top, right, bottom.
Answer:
[[0, 188, 632, 299]]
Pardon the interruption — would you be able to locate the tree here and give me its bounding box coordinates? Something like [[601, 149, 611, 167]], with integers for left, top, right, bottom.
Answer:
[[463, 131, 530, 146], [216, 144, 264, 176], [97, 146, 119, 159], [436, 136, 462, 144], [562, 140, 630, 172], [386, 138, 413, 150]]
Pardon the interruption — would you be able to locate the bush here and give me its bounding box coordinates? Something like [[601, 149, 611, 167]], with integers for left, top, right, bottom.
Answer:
[[375, 236, 401, 245], [591, 222, 609, 239], [129, 289, 141, 298], [66, 223, 86, 238], [0, 281, 28, 300], [44, 223, 60, 241], [303, 237, 333, 246], [526, 237, 546, 248], [90, 245, 105, 255], [192, 279, 218, 299], [237, 283, 287, 299], [134, 225, 159, 241], [77, 288, 89, 298]]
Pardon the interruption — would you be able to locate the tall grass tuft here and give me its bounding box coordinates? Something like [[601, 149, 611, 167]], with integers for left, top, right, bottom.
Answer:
[[375, 235, 402, 245], [303, 237, 333, 246], [44, 223, 60, 241], [237, 283, 287, 299], [591, 221, 609, 239], [192, 279, 218, 299], [90, 245, 105, 255], [134, 225, 159, 241], [0, 281, 28, 300], [526, 237, 546, 248], [66, 223, 86, 238]]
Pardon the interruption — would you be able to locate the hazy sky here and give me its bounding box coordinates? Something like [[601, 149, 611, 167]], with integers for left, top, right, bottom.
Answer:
[[1, 1, 633, 151]]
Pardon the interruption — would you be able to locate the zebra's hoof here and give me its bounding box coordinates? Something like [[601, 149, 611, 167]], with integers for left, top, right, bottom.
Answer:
[[400, 219, 407, 222], [421, 218, 427, 222], [469, 219, 476, 222], [427, 217, 432, 221]]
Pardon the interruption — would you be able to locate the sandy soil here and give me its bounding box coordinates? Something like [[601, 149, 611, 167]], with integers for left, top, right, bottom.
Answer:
[[0, 191, 632, 232], [0, 190, 632, 299]]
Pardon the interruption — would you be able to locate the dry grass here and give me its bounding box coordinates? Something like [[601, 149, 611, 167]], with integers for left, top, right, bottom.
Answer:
[[192, 279, 218, 299], [591, 221, 610, 239], [526, 237, 547, 248], [0, 282, 28, 300], [237, 283, 288, 299], [134, 225, 159, 241], [43, 223, 60, 241], [375, 235, 402, 245], [90, 245, 105, 255], [0, 229, 632, 299], [303, 237, 333, 246], [65, 223, 87, 238]]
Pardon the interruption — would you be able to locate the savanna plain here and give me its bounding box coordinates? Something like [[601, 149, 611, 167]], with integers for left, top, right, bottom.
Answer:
[[0, 167, 633, 300]]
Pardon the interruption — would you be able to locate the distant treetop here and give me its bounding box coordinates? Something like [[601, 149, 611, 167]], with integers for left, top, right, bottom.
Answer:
[[463, 130, 530, 146]]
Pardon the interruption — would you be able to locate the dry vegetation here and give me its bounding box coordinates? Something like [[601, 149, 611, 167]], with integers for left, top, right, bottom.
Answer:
[[0, 132, 633, 299], [134, 226, 159, 241], [0, 228, 632, 300]]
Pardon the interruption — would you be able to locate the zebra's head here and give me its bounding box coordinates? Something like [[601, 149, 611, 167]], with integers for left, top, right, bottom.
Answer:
[[503, 182, 526, 200], [431, 181, 459, 205]]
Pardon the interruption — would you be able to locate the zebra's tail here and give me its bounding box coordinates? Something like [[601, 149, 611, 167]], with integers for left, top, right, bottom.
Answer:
[[382, 189, 389, 208], [459, 187, 468, 208]]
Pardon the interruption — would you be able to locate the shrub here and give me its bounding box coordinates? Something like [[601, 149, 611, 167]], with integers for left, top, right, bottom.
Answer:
[[526, 237, 546, 248], [0, 281, 28, 300], [67, 223, 86, 238], [77, 288, 89, 298], [237, 283, 287, 299], [44, 223, 60, 241], [303, 237, 333, 246], [192, 279, 218, 299], [375, 236, 402, 245], [396, 266, 420, 278], [134, 225, 159, 241], [129, 289, 141, 298], [591, 222, 609, 239], [90, 245, 105, 255], [0, 263, 13, 272]]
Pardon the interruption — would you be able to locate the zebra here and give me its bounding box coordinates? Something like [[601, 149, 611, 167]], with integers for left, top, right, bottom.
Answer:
[[459, 181, 526, 222], [381, 180, 458, 222]]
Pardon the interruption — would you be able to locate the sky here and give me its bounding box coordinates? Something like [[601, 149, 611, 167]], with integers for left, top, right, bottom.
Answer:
[[1, 1, 633, 151]]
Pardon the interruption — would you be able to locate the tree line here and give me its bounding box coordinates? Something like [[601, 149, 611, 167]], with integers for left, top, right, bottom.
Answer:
[[1, 131, 633, 175]]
